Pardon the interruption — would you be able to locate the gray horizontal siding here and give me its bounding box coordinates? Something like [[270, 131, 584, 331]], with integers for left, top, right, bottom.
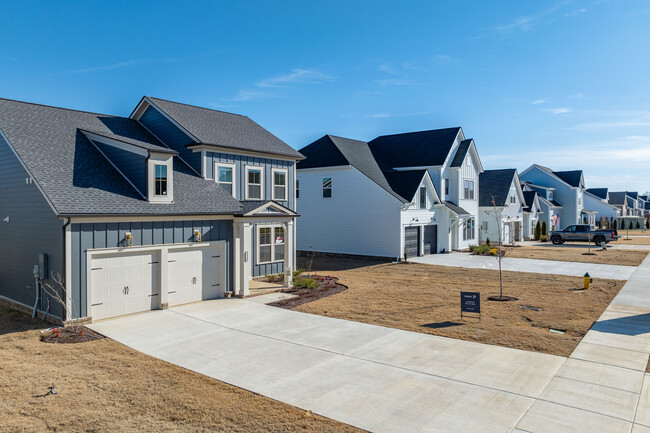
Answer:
[[251, 223, 284, 277], [139, 105, 201, 173], [0, 134, 64, 318], [70, 219, 233, 318], [206, 151, 295, 210], [92, 140, 147, 196]]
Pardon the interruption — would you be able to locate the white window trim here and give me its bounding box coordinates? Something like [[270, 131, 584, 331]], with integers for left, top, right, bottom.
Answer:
[[245, 165, 264, 200], [215, 162, 236, 196], [272, 168, 288, 201], [463, 179, 475, 200], [147, 155, 174, 203], [419, 186, 428, 209], [256, 225, 285, 265], [323, 177, 332, 198]]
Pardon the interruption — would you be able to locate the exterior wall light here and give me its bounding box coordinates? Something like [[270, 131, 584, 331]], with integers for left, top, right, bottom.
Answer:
[[125, 232, 133, 247], [194, 230, 202, 242]]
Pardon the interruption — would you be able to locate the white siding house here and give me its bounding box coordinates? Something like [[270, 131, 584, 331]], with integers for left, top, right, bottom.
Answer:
[[478, 169, 525, 244]]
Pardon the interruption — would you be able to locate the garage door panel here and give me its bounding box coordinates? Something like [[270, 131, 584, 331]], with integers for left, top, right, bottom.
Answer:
[[168, 246, 221, 307], [405, 227, 420, 258], [423, 225, 437, 255], [90, 251, 159, 321]]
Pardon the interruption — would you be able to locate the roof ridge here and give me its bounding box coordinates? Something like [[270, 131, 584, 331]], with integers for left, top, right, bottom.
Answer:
[[0, 97, 115, 117], [147, 96, 248, 118], [372, 126, 461, 140]]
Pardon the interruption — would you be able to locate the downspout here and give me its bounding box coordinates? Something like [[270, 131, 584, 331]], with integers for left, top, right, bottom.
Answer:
[[61, 217, 71, 320]]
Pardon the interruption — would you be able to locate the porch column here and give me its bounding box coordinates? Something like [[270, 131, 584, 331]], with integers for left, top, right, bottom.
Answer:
[[284, 220, 294, 287], [233, 221, 252, 297]]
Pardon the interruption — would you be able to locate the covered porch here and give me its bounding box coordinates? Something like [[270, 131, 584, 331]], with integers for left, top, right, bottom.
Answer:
[[233, 201, 297, 297], [581, 209, 597, 227]]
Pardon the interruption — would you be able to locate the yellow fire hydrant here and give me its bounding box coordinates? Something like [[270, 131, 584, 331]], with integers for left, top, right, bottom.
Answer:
[[584, 272, 593, 290]]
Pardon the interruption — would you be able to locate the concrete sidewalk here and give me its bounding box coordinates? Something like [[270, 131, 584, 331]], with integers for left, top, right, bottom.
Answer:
[[411, 252, 636, 280], [515, 255, 650, 433], [89, 299, 564, 433]]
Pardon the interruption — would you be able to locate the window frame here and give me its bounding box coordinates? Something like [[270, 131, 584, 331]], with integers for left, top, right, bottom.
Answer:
[[444, 178, 449, 196], [463, 180, 475, 200], [256, 225, 285, 264], [215, 162, 236, 196], [322, 177, 332, 198], [463, 217, 476, 241], [154, 164, 168, 197], [419, 186, 427, 209], [272, 168, 288, 201], [245, 165, 264, 200], [296, 179, 300, 199]]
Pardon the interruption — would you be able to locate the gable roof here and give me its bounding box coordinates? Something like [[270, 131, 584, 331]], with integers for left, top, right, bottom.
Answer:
[[444, 201, 470, 216], [297, 134, 429, 203], [479, 169, 518, 207], [608, 192, 628, 205], [551, 170, 583, 188], [586, 188, 608, 200], [450, 139, 472, 167], [142, 97, 303, 160], [0, 98, 242, 216], [626, 191, 639, 200], [368, 127, 462, 168], [521, 191, 539, 212]]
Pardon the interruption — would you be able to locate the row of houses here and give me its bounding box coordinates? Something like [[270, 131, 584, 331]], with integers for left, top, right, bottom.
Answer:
[[0, 97, 647, 323], [295, 131, 649, 257]]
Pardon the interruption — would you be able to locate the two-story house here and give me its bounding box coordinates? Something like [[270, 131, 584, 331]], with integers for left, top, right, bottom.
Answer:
[[296, 128, 483, 259], [521, 181, 562, 231], [478, 169, 526, 244], [0, 97, 302, 323], [584, 188, 620, 223], [520, 165, 596, 229]]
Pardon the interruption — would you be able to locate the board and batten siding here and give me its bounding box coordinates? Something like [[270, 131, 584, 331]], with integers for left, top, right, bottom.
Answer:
[[0, 133, 64, 318], [204, 151, 295, 210], [92, 140, 147, 196], [138, 105, 202, 174], [70, 219, 233, 318], [252, 225, 284, 277], [296, 167, 401, 258]]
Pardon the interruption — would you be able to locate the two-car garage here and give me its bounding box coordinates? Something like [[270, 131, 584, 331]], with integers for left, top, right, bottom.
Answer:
[[404, 225, 438, 257], [88, 242, 225, 321]]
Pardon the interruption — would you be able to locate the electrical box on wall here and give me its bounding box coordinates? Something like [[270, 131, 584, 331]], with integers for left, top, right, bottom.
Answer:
[[38, 253, 48, 279]]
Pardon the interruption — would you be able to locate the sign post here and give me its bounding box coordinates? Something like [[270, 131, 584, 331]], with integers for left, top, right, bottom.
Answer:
[[460, 291, 481, 321]]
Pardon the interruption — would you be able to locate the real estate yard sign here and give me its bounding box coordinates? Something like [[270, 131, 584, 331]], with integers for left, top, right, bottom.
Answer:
[[461, 291, 480, 321]]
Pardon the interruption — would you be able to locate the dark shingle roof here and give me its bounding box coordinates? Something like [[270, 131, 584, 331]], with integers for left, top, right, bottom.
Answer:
[[0, 98, 242, 216], [146, 97, 303, 159], [608, 192, 627, 205], [522, 191, 538, 212], [479, 169, 517, 207], [626, 191, 639, 200], [586, 188, 608, 200], [236, 200, 297, 216], [79, 129, 177, 154], [552, 170, 583, 187], [450, 139, 472, 167], [297, 135, 424, 203], [368, 127, 462, 168], [444, 201, 470, 216]]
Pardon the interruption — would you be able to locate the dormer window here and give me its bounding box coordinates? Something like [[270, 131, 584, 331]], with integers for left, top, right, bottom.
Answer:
[[548, 191, 553, 201], [155, 165, 168, 196], [419, 186, 427, 209]]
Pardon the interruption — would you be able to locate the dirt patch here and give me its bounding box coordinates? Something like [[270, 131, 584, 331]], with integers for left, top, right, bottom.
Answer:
[[507, 246, 647, 265], [40, 326, 105, 344], [293, 256, 624, 358], [0, 306, 362, 433], [269, 275, 348, 309]]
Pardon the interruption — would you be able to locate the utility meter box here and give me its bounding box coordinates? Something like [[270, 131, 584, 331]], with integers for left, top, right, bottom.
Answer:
[[38, 253, 48, 279]]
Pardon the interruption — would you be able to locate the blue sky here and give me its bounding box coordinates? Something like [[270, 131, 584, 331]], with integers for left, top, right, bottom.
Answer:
[[1, 0, 649, 193]]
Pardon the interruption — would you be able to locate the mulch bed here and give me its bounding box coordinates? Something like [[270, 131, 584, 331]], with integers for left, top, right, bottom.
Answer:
[[268, 275, 348, 309], [40, 326, 105, 344]]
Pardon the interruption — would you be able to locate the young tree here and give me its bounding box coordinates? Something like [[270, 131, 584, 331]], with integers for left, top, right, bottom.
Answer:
[[534, 220, 541, 241], [646, 217, 649, 229], [485, 195, 516, 300], [629, 220, 635, 229], [636, 220, 641, 229], [541, 220, 548, 241]]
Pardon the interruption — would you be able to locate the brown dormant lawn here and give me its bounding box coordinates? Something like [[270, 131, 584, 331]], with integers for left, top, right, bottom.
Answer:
[[618, 236, 650, 245], [0, 306, 361, 433], [295, 256, 625, 358], [506, 245, 647, 266]]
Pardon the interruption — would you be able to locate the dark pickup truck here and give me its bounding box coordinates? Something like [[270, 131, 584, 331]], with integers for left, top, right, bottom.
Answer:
[[549, 224, 619, 245]]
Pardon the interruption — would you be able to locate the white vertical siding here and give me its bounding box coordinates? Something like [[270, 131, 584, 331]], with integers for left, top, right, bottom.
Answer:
[[457, 151, 480, 249], [296, 167, 401, 258]]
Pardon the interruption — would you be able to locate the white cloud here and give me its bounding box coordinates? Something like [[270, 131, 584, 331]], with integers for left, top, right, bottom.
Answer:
[[532, 99, 547, 105], [255, 68, 335, 88], [68, 60, 141, 74], [564, 8, 587, 17], [230, 90, 278, 102], [365, 111, 430, 119], [492, 1, 582, 36], [542, 107, 572, 114], [574, 120, 650, 130], [569, 93, 585, 99], [374, 78, 414, 86]]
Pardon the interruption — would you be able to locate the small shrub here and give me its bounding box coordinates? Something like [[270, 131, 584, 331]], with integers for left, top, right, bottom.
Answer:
[[293, 277, 319, 290], [541, 221, 547, 238], [629, 220, 635, 230], [636, 220, 641, 229], [293, 268, 304, 279], [264, 273, 284, 283], [469, 244, 491, 255], [534, 220, 541, 240]]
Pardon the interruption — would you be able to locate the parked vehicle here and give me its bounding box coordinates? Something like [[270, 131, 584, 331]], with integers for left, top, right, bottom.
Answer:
[[549, 225, 618, 245]]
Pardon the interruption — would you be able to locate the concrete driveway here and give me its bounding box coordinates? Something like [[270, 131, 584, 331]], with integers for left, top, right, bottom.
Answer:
[[411, 252, 637, 280], [89, 299, 565, 433]]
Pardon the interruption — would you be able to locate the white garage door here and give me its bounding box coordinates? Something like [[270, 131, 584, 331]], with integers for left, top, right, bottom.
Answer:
[[167, 246, 222, 307], [90, 251, 160, 321]]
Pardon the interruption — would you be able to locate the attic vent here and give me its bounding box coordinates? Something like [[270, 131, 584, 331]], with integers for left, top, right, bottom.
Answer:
[[25, 177, 34, 184]]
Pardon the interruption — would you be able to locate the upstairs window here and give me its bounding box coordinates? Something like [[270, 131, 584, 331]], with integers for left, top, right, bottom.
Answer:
[[215, 163, 234, 195], [419, 186, 427, 209], [272, 169, 287, 201], [548, 191, 553, 201], [154, 164, 167, 196], [509, 188, 517, 204], [463, 180, 475, 200], [323, 177, 332, 198], [444, 179, 449, 196], [246, 167, 263, 200], [296, 179, 300, 199]]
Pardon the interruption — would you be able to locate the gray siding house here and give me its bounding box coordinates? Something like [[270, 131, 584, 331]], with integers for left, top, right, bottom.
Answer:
[[0, 97, 302, 322]]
